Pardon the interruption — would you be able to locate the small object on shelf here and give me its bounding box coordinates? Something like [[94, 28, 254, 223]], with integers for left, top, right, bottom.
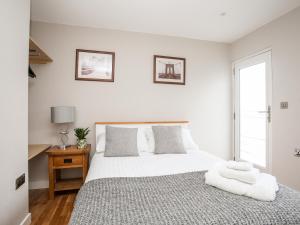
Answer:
[[46, 144, 90, 199], [74, 127, 90, 149]]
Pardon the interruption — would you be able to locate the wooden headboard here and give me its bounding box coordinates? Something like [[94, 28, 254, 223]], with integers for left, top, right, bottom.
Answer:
[[95, 121, 189, 125]]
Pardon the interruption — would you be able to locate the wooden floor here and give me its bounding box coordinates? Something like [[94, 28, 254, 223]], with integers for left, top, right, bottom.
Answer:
[[29, 189, 77, 225]]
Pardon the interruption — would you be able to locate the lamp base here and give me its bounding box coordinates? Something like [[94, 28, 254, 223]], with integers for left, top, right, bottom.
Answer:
[[58, 130, 70, 149]]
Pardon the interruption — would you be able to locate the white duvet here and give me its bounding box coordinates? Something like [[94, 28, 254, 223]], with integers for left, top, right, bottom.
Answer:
[[86, 150, 224, 183]]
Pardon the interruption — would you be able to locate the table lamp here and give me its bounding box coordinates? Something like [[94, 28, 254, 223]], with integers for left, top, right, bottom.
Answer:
[[51, 106, 75, 149]]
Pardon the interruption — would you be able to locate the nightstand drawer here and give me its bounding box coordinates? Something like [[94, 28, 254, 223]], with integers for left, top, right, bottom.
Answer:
[[53, 155, 82, 168]]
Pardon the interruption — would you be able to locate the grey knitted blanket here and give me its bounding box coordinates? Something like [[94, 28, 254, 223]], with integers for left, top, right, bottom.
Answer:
[[69, 171, 300, 225]]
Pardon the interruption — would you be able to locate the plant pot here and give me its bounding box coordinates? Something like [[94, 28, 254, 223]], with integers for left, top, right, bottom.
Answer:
[[77, 139, 87, 149]]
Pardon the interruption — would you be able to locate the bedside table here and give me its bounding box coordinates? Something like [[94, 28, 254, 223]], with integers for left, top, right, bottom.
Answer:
[[46, 144, 91, 199]]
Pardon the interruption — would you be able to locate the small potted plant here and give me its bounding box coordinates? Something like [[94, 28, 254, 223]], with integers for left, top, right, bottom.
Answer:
[[74, 127, 90, 149]]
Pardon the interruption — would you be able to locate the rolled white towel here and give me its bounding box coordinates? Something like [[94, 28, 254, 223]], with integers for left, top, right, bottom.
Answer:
[[226, 160, 253, 171], [219, 166, 259, 184], [205, 164, 279, 201]]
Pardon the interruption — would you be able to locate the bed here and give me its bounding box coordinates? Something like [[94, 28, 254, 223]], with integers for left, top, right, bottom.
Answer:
[[69, 121, 300, 225]]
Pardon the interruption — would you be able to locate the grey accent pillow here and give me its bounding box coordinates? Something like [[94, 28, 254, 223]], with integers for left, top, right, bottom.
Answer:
[[152, 126, 186, 154], [104, 126, 139, 157]]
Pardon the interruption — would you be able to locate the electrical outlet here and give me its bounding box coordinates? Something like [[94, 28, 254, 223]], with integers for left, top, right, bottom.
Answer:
[[295, 148, 300, 157], [15, 173, 25, 190], [280, 102, 288, 109]]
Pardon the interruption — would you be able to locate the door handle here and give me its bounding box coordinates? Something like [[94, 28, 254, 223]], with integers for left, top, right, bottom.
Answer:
[[257, 106, 271, 123]]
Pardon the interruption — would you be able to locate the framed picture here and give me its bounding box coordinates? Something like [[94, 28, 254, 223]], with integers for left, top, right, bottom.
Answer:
[[153, 55, 186, 85], [75, 49, 115, 82]]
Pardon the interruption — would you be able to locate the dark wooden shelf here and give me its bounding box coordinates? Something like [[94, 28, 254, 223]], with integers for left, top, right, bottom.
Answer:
[[55, 178, 83, 191]]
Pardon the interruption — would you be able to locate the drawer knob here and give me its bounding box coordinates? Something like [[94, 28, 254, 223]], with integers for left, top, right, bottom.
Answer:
[[64, 158, 72, 163]]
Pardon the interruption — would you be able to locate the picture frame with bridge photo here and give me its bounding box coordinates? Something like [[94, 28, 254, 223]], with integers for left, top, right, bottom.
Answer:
[[153, 55, 186, 85]]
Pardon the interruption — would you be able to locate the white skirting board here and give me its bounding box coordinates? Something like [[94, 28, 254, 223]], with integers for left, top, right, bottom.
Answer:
[[20, 213, 31, 225], [29, 180, 49, 190]]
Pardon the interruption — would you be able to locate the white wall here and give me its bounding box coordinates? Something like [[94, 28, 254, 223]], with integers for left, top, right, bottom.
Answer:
[[231, 7, 300, 190], [29, 21, 232, 188], [0, 0, 30, 224]]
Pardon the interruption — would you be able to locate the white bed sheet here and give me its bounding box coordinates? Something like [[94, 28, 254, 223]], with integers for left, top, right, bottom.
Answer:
[[86, 150, 224, 182]]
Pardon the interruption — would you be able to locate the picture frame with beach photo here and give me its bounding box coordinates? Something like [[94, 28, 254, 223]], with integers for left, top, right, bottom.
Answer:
[[75, 49, 115, 82]]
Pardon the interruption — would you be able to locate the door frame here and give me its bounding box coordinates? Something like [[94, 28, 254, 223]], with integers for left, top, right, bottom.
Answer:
[[232, 49, 273, 173]]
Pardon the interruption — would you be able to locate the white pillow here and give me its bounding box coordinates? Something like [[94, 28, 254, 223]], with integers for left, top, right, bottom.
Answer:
[[182, 127, 199, 151], [96, 125, 148, 153], [143, 127, 155, 153], [143, 126, 199, 153]]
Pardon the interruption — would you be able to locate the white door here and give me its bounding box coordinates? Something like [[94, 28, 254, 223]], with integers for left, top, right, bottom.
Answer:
[[234, 51, 272, 172]]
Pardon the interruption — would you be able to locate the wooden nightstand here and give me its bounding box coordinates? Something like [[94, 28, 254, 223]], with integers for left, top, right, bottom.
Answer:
[[46, 144, 91, 199]]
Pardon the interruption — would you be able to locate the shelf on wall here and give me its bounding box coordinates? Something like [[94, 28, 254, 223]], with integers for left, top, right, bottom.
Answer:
[[29, 37, 53, 64]]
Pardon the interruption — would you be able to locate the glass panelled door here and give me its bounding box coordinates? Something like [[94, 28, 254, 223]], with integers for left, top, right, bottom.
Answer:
[[234, 51, 272, 171]]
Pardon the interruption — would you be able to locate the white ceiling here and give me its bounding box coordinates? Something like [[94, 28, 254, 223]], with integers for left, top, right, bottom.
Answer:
[[30, 0, 300, 43]]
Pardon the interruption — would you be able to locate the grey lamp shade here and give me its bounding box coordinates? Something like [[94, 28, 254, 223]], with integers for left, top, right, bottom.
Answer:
[[51, 106, 75, 124]]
